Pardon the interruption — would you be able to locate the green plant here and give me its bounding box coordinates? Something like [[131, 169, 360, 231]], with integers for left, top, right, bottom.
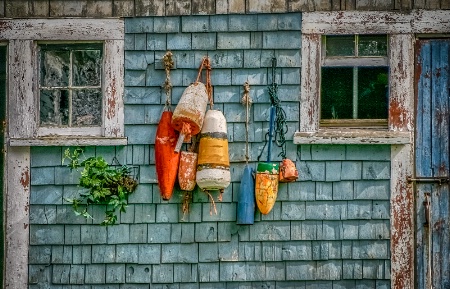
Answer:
[[63, 148, 138, 225]]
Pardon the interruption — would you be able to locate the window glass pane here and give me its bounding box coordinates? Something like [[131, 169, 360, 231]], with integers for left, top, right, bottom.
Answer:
[[358, 35, 388, 56], [358, 67, 389, 119], [40, 51, 70, 87], [73, 50, 102, 86], [326, 36, 355, 57], [40, 89, 69, 126], [321, 67, 353, 119], [72, 89, 102, 126]]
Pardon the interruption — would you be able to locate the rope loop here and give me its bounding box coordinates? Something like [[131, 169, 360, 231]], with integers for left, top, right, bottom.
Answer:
[[195, 56, 214, 109]]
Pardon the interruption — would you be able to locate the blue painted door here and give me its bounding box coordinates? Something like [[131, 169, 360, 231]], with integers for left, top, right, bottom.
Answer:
[[415, 39, 450, 289]]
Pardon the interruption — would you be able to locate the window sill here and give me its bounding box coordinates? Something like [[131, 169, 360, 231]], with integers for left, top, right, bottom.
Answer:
[[293, 129, 411, 145], [9, 136, 128, 147]]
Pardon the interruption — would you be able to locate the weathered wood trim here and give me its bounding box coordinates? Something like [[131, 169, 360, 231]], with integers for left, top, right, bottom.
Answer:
[[4, 146, 30, 289], [302, 11, 413, 34], [389, 34, 414, 131], [0, 19, 124, 41], [300, 33, 321, 132], [293, 129, 411, 144], [412, 10, 450, 33], [8, 40, 37, 139], [9, 137, 127, 147], [302, 10, 450, 35], [388, 35, 415, 289], [103, 39, 125, 138], [391, 144, 415, 289]]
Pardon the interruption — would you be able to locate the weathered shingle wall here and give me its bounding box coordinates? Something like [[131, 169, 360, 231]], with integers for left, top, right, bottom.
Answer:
[[1, 0, 449, 18], [27, 13, 391, 288]]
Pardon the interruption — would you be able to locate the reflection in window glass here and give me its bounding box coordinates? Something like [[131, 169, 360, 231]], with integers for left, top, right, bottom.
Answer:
[[325, 35, 355, 56], [358, 67, 389, 118], [321, 67, 388, 120], [39, 44, 102, 127], [40, 89, 69, 126], [358, 35, 388, 56], [40, 51, 70, 87], [72, 89, 102, 126], [73, 50, 102, 86], [321, 67, 353, 119]]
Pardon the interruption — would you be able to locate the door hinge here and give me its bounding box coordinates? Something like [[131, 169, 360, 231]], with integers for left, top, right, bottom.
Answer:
[[407, 176, 449, 185]]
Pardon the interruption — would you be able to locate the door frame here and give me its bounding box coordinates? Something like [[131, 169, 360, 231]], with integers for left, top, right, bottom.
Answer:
[[0, 43, 7, 289]]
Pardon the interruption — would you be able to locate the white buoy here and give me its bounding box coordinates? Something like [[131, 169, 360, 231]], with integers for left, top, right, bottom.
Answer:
[[196, 109, 231, 191]]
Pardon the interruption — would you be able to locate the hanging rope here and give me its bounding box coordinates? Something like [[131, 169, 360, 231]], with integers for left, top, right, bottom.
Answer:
[[258, 58, 289, 161], [163, 51, 174, 110], [241, 81, 252, 164], [195, 56, 213, 109]]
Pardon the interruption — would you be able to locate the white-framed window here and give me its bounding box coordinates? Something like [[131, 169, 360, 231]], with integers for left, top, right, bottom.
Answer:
[[295, 11, 416, 145], [321, 34, 389, 127], [1, 19, 126, 146]]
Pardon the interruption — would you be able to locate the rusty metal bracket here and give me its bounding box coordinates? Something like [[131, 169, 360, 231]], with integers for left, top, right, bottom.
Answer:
[[423, 192, 431, 227], [407, 176, 450, 185]]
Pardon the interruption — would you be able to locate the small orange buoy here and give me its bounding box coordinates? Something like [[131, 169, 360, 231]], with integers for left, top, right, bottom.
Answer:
[[178, 151, 198, 191], [255, 162, 279, 215], [279, 158, 298, 182], [155, 111, 181, 200]]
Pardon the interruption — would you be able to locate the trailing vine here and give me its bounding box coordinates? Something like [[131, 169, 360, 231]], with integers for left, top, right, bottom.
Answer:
[[63, 148, 138, 226]]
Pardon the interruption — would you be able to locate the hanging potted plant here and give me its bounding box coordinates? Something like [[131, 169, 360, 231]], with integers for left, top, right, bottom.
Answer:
[[63, 147, 138, 226]]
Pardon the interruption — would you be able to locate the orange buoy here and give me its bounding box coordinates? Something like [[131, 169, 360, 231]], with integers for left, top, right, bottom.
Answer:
[[196, 109, 231, 192], [155, 111, 181, 200], [255, 162, 279, 215], [279, 158, 298, 182], [178, 151, 198, 191]]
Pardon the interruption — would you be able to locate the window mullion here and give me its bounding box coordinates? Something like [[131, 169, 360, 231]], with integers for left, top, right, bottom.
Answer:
[[353, 67, 358, 119]]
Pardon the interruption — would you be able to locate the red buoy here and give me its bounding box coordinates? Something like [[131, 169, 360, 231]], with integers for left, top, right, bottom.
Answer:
[[155, 111, 181, 200]]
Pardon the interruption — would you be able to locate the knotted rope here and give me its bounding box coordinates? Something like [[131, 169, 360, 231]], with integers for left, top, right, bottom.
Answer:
[[241, 81, 252, 164], [163, 51, 174, 110]]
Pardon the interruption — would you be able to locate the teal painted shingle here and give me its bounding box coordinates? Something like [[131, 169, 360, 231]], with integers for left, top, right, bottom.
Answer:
[[229, 15, 258, 31], [161, 243, 199, 263], [106, 264, 126, 283], [30, 185, 63, 205], [154, 17, 180, 33], [126, 264, 152, 283], [174, 264, 198, 282], [116, 244, 139, 263], [263, 31, 301, 49], [146, 33, 167, 50], [85, 264, 106, 284], [30, 225, 64, 245], [92, 245, 116, 263], [138, 244, 161, 264], [125, 18, 154, 33], [192, 32, 216, 50], [182, 16, 210, 32], [152, 264, 174, 283]]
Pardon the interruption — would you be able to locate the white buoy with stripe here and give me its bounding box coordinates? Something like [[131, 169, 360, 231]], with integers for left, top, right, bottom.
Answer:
[[196, 109, 231, 191]]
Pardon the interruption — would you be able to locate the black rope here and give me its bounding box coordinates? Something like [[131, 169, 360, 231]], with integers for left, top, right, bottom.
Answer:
[[257, 58, 289, 161]]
